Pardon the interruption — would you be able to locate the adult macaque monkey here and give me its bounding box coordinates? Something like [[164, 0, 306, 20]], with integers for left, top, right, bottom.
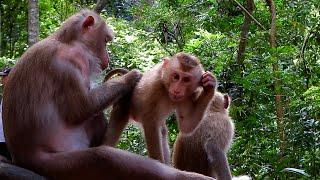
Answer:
[[104, 52, 216, 164], [172, 92, 237, 180], [2, 10, 212, 179]]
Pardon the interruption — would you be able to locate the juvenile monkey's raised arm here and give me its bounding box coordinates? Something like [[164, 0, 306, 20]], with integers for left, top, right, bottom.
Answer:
[[193, 72, 217, 117], [176, 71, 217, 134]]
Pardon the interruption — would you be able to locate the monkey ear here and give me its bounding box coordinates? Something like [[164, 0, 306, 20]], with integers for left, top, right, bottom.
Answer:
[[83, 16, 95, 29], [162, 57, 170, 68], [223, 94, 231, 109]]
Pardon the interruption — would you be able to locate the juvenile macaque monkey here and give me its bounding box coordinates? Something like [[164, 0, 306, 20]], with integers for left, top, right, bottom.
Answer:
[[2, 10, 212, 179], [104, 53, 216, 164], [172, 92, 235, 180]]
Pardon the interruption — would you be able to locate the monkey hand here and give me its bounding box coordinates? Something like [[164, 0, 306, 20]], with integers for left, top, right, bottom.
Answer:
[[122, 70, 143, 89], [201, 72, 216, 94]]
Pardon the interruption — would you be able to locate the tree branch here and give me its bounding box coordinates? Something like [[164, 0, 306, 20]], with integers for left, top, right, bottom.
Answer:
[[266, 0, 276, 47], [233, 0, 266, 31], [154, 37, 174, 56], [28, 0, 39, 46], [236, 0, 254, 66]]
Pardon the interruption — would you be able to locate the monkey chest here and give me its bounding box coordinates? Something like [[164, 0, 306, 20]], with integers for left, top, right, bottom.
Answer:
[[131, 98, 174, 122]]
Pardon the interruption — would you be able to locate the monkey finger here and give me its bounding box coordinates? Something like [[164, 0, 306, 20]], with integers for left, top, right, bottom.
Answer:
[[202, 74, 216, 83], [124, 70, 143, 88], [202, 75, 214, 81], [203, 81, 215, 88], [202, 76, 215, 85], [129, 70, 143, 79], [202, 72, 213, 78]]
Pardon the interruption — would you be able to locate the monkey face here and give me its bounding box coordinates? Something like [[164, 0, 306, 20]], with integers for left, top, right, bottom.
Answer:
[[168, 70, 200, 102], [81, 15, 114, 70]]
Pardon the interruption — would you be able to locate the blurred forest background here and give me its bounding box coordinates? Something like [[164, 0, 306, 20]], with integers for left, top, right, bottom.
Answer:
[[0, 0, 319, 179]]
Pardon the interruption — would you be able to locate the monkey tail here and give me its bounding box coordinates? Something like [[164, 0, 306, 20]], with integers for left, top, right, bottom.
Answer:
[[104, 68, 129, 82]]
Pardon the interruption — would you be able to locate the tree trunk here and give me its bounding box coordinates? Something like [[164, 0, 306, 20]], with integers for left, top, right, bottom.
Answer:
[[236, 0, 254, 67], [28, 0, 39, 47], [266, 0, 285, 157], [231, 0, 254, 121]]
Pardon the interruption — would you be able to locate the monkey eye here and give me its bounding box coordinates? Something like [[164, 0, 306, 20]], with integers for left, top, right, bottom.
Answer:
[[173, 73, 180, 81]]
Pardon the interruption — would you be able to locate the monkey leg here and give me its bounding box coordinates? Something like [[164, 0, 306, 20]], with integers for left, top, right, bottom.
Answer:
[[172, 135, 187, 170], [204, 140, 232, 180], [160, 123, 171, 165], [28, 146, 180, 180], [143, 121, 165, 163], [103, 95, 131, 147]]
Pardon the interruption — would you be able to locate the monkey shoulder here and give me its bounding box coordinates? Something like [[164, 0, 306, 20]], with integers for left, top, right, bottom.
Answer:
[[17, 39, 59, 68]]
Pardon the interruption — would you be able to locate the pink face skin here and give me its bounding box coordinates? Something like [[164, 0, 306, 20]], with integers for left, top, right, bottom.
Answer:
[[168, 70, 216, 102], [162, 57, 215, 102], [168, 69, 198, 102]]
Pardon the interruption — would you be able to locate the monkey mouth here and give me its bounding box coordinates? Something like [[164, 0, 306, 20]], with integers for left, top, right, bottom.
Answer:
[[169, 94, 184, 102]]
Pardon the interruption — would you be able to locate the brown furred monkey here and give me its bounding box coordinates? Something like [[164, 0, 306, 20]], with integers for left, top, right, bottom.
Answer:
[[103, 53, 217, 164], [172, 92, 235, 180], [2, 10, 213, 179]]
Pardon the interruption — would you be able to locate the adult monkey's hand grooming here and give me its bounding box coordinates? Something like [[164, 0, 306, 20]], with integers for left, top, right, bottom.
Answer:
[[2, 10, 212, 179]]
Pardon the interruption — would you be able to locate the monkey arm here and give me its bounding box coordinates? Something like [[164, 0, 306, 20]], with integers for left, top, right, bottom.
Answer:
[[176, 89, 214, 134], [189, 71, 216, 128], [103, 95, 131, 147], [53, 59, 141, 124], [143, 121, 165, 163], [87, 70, 141, 117], [192, 88, 215, 121], [160, 123, 171, 165]]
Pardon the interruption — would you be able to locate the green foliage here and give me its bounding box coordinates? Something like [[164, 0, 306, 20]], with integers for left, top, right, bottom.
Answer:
[[104, 16, 167, 71], [184, 29, 238, 74], [0, 1, 28, 57], [0, 0, 319, 179], [0, 57, 15, 70], [117, 124, 147, 156]]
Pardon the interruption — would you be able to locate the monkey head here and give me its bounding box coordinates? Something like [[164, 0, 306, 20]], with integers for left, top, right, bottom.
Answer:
[[211, 92, 231, 112], [161, 52, 204, 102], [56, 10, 114, 70], [81, 13, 114, 70]]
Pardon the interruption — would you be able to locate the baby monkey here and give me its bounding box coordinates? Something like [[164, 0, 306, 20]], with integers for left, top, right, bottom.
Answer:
[[103, 52, 216, 164], [173, 91, 235, 180]]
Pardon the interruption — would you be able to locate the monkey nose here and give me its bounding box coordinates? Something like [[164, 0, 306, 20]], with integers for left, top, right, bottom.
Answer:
[[173, 90, 180, 95]]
